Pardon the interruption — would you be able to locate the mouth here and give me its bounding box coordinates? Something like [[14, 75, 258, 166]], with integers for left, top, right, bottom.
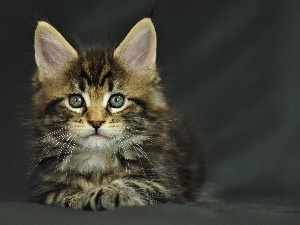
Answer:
[[86, 131, 108, 140], [80, 128, 109, 140]]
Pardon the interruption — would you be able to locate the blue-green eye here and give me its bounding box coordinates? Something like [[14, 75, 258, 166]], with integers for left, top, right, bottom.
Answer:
[[69, 94, 85, 108], [108, 94, 125, 108]]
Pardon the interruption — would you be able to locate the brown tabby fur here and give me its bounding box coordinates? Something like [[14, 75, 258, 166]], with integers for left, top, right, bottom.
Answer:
[[28, 18, 205, 210]]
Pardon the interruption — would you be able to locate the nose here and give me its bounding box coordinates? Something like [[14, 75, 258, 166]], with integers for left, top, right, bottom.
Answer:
[[88, 120, 104, 130]]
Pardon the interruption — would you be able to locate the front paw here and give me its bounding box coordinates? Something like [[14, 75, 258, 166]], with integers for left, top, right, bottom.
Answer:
[[81, 184, 145, 210]]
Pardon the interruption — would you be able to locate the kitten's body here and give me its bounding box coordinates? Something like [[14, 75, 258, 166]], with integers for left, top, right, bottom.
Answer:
[[29, 18, 205, 210]]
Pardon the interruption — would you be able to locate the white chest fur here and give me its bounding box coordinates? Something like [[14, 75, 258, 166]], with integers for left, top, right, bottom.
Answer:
[[59, 151, 119, 173]]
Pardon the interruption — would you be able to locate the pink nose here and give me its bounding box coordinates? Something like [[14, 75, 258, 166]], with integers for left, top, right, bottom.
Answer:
[[88, 120, 104, 129]]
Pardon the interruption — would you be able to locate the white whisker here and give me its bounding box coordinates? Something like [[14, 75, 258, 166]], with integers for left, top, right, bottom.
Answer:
[[27, 127, 84, 177]]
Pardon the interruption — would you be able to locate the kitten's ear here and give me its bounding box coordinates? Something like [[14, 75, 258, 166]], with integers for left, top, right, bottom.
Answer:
[[114, 18, 156, 69], [34, 21, 78, 74]]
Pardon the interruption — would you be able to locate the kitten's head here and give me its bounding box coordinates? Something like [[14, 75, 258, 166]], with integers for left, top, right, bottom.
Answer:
[[31, 19, 168, 159]]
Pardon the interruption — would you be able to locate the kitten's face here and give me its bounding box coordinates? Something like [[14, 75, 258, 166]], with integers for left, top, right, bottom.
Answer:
[[36, 54, 160, 153], [63, 68, 131, 151], [32, 19, 167, 158]]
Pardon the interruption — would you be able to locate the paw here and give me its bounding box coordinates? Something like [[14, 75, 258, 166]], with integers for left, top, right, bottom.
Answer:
[[81, 184, 145, 210]]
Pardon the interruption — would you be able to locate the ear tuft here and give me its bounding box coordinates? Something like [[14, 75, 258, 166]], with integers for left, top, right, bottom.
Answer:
[[114, 18, 156, 69], [34, 21, 78, 74]]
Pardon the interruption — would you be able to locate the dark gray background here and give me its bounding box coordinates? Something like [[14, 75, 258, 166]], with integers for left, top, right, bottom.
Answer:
[[0, 0, 299, 207]]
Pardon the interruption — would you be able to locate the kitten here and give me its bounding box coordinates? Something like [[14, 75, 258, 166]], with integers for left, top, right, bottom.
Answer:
[[28, 18, 205, 210]]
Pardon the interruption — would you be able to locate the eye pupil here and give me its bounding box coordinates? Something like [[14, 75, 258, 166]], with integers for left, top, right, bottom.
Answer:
[[69, 94, 85, 108], [109, 94, 124, 108]]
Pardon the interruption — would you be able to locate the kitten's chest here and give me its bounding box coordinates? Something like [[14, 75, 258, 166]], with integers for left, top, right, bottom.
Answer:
[[59, 151, 120, 173]]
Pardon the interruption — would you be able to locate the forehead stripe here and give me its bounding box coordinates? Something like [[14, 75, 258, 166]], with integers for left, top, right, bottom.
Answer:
[[78, 79, 85, 92], [100, 70, 112, 86]]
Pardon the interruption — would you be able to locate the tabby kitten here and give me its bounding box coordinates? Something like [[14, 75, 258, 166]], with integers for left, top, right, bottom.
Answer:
[[29, 18, 205, 210]]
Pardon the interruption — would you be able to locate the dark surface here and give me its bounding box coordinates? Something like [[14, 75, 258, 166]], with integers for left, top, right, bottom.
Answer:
[[1, 202, 300, 225], [0, 0, 299, 224]]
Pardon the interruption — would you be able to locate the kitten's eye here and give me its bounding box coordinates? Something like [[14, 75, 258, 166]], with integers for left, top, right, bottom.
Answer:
[[108, 94, 125, 108], [69, 94, 85, 108]]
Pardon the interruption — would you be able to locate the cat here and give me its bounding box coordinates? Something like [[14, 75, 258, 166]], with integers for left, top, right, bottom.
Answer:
[[28, 17, 205, 210]]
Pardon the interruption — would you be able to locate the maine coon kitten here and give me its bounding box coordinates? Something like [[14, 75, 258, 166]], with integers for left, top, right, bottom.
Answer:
[[29, 18, 205, 210]]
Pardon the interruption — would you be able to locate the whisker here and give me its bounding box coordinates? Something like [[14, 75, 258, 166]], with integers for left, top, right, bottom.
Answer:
[[27, 126, 84, 177]]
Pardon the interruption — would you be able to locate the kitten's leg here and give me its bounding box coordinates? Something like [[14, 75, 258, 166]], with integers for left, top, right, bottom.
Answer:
[[44, 179, 172, 210]]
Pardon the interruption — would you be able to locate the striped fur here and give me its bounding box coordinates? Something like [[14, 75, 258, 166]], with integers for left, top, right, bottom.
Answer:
[[28, 18, 205, 210]]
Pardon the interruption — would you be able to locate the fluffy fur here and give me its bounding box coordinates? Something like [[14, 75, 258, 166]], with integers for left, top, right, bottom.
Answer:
[[28, 18, 205, 210]]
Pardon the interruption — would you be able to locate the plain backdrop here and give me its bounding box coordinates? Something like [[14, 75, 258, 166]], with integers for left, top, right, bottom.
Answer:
[[0, 0, 299, 205]]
